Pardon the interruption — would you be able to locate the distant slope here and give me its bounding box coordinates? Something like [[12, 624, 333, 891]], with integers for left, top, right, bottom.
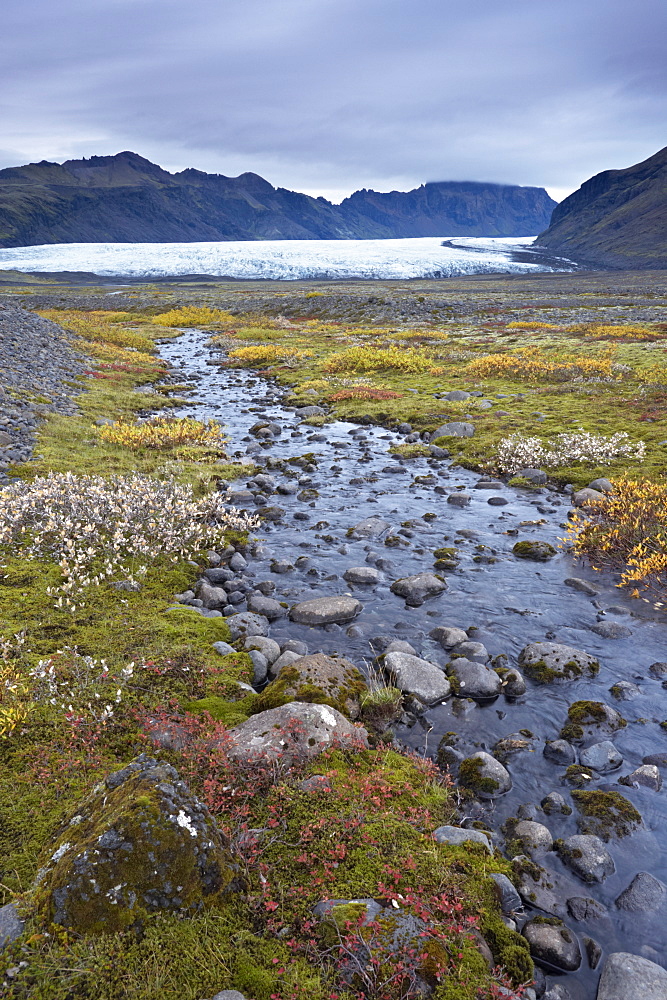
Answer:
[[536, 147, 667, 269], [0, 151, 556, 247]]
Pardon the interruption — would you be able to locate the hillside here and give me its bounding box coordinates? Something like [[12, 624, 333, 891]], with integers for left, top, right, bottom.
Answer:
[[536, 146, 667, 269], [0, 151, 556, 247]]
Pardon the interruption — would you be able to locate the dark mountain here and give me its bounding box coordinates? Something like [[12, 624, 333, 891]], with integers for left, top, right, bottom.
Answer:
[[0, 151, 556, 247], [536, 146, 667, 269]]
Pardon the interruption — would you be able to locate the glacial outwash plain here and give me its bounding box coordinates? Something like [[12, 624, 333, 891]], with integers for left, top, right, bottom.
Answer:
[[1, 263, 667, 1000]]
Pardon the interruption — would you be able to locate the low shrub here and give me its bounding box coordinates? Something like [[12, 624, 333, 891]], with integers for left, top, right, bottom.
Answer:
[[228, 345, 313, 366], [496, 430, 646, 473], [152, 307, 236, 327], [329, 387, 404, 401], [325, 345, 444, 375], [98, 417, 227, 455]]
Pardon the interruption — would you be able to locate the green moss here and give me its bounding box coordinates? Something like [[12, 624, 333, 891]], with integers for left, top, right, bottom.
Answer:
[[480, 912, 533, 985], [563, 765, 595, 787], [252, 658, 367, 719], [507, 475, 543, 490], [571, 790, 642, 840], [183, 694, 257, 727], [458, 757, 500, 795]]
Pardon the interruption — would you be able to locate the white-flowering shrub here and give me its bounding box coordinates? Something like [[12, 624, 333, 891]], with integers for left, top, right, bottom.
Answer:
[[29, 649, 136, 725], [497, 430, 646, 474], [0, 472, 258, 610]]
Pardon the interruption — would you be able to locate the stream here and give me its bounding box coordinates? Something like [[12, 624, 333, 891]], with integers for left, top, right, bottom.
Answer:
[[159, 328, 667, 1000]]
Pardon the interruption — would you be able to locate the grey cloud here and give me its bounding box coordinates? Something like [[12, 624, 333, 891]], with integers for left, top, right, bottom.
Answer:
[[1, 0, 665, 197]]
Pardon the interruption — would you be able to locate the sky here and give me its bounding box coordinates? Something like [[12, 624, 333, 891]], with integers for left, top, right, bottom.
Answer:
[[1, 0, 665, 204]]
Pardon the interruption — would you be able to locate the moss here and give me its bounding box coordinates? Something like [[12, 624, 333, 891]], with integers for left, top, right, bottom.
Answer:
[[508, 475, 543, 490], [512, 540, 556, 560], [571, 790, 642, 840], [458, 757, 500, 795], [522, 657, 593, 685], [252, 658, 367, 719], [559, 723, 585, 743], [563, 765, 595, 787], [563, 701, 626, 737], [480, 911, 533, 985], [183, 694, 257, 727]]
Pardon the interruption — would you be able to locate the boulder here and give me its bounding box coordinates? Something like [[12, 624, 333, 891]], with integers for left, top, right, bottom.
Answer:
[[196, 579, 229, 609], [433, 825, 492, 853], [458, 752, 511, 799], [588, 478, 613, 493], [226, 612, 270, 640], [573, 488, 606, 507], [615, 872, 666, 912], [384, 651, 451, 705], [619, 765, 662, 791], [522, 917, 581, 972], [579, 741, 623, 773], [447, 659, 502, 700], [500, 668, 527, 698], [596, 952, 667, 1000], [488, 873, 523, 915], [268, 649, 303, 678], [347, 516, 391, 540], [429, 625, 469, 649], [257, 652, 366, 719], [447, 492, 471, 507], [512, 540, 557, 561], [449, 640, 489, 663], [567, 896, 608, 922], [390, 572, 447, 606], [443, 390, 471, 401], [227, 702, 368, 764], [543, 740, 576, 765], [518, 642, 600, 684], [243, 635, 281, 665], [289, 595, 362, 625], [431, 421, 475, 439], [513, 821, 553, 859], [559, 835, 615, 883], [515, 468, 547, 485], [343, 566, 380, 585], [0, 902, 23, 950], [36, 755, 234, 934], [246, 593, 287, 620], [590, 621, 633, 639]]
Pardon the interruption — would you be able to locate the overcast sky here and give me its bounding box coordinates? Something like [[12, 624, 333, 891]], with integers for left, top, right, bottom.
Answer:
[[1, 0, 665, 202]]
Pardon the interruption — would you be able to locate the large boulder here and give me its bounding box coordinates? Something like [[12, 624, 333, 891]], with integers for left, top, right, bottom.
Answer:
[[596, 952, 667, 1000], [384, 651, 451, 705], [227, 702, 368, 764], [390, 572, 446, 606], [518, 642, 600, 684], [458, 752, 511, 799], [447, 659, 502, 700], [347, 516, 391, 540], [615, 872, 666, 912], [559, 835, 615, 883], [255, 652, 367, 719], [289, 595, 362, 625], [35, 755, 234, 934], [522, 916, 581, 972], [430, 421, 475, 439]]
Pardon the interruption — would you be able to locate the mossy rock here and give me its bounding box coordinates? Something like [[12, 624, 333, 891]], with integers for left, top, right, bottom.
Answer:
[[560, 701, 627, 741], [571, 790, 642, 840], [518, 642, 600, 685], [252, 653, 367, 719], [512, 540, 556, 561], [35, 754, 235, 934]]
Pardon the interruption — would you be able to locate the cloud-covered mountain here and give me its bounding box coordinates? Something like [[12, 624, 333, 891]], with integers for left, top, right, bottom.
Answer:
[[0, 151, 556, 247]]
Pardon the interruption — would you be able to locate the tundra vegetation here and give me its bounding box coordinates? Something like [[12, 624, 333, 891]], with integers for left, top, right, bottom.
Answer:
[[0, 271, 666, 996]]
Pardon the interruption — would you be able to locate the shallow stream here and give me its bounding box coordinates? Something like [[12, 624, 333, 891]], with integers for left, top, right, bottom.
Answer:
[[160, 328, 667, 999]]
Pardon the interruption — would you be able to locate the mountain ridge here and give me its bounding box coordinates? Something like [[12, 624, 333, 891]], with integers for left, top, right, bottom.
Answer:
[[536, 146, 667, 269], [0, 151, 556, 247]]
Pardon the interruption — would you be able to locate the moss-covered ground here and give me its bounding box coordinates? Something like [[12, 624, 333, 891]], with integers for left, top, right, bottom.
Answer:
[[0, 297, 532, 998]]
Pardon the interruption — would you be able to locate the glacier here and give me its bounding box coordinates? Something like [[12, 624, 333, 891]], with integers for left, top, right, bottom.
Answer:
[[0, 236, 577, 280]]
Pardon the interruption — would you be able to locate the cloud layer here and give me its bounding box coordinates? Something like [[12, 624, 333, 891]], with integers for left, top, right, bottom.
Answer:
[[2, 0, 665, 199]]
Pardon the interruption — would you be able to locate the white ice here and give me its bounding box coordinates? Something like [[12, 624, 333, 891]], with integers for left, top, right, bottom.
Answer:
[[0, 236, 571, 280]]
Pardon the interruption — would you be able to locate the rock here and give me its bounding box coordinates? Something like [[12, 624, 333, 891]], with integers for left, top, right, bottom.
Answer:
[[430, 625, 468, 649], [36, 755, 234, 934], [229, 552, 247, 571], [543, 987, 572, 1000], [573, 488, 606, 507], [541, 792, 571, 816], [590, 621, 633, 639], [564, 577, 599, 596], [269, 650, 303, 677], [433, 825, 492, 853], [0, 902, 23, 950], [500, 668, 527, 697], [648, 662, 667, 679], [571, 789, 641, 840], [488, 496, 509, 506], [196, 579, 229, 609], [488, 873, 523, 914], [559, 835, 615, 883], [384, 651, 451, 705], [518, 642, 600, 684], [431, 421, 475, 439], [390, 572, 447, 606], [205, 567, 234, 584], [443, 390, 471, 401], [459, 752, 511, 798], [543, 740, 576, 765], [211, 992, 247, 1000], [522, 917, 581, 972], [588, 478, 613, 493], [449, 640, 489, 663], [243, 635, 281, 665], [246, 649, 268, 685], [643, 752, 667, 767], [347, 516, 391, 540], [474, 479, 504, 490], [579, 741, 623, 773], [343, 566, 380, 585], [289, 595, 362, 625], [227, 702, 367, 764], [429, 445, 449, 458], [271, 559, 294, 574], [515, 468, 547, 485], [619, 765, 662, 791], [448, 659, 502, 700], [514, 858, 565, 916], [212, 640, 236, 657], [615, 873, 666, 912], [300, 774, 333, 794], [609, 680, 640, 700], [246, 593, 287, 620], [258, 505, 285, 522], [226, 612, 270, 640], [562, 701, 627, 741], [513, 821, 553, 858], [512, 540, 557, 561], [447, 492, 471, 506], [567, 896, 608, 922], [281, 639, 309, 656], [296, 405, 325, 417], [596, 952, 667, 1000], [260, 652, 366, 719]]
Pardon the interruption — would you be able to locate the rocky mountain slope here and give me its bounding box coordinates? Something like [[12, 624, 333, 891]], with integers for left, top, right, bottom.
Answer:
[[536, 146, 667, 269], [0, 151, 555, 247]]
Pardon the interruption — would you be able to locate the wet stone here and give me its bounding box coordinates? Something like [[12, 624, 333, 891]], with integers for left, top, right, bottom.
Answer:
[[289, 595, 362, 625], [343, 566, 380, 584], [564, 577, 599, 596], [615, 872, 666, 912], [619, 765, 662, 791], [513, 820, 553, 858], [541, 792, 571, 816], [0, 903, 23, 950], [579, 741, 623, 773], [384, 651, 451, 705], [246, 593, 287, 620], [448, 659, 502, 700], [512, 540, 557, 561], [430, 625, 469, 649], [596, 952, 667, 1000], [559, 835, 615, 883], [458, 751, 511, 798], [590, 621, 633, 639], [522, 916, 582, 972], [518, 642, 600, 684], [447, 492, 471, 507], [566, 896, 608, 923], [433, 825, 492, 853], [390, 572, 447, 606], [489, 873, 523, 915]]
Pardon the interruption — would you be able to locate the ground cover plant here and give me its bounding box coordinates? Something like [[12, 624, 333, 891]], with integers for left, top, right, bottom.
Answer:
[[0, 299, 530, 1000]]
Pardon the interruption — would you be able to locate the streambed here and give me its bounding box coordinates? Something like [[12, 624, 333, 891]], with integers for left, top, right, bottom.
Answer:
[[160, 328, 667, 1000]]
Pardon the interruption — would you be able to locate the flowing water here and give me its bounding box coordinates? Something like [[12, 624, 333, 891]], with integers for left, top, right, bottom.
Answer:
[[160, 328, 667, 999]]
